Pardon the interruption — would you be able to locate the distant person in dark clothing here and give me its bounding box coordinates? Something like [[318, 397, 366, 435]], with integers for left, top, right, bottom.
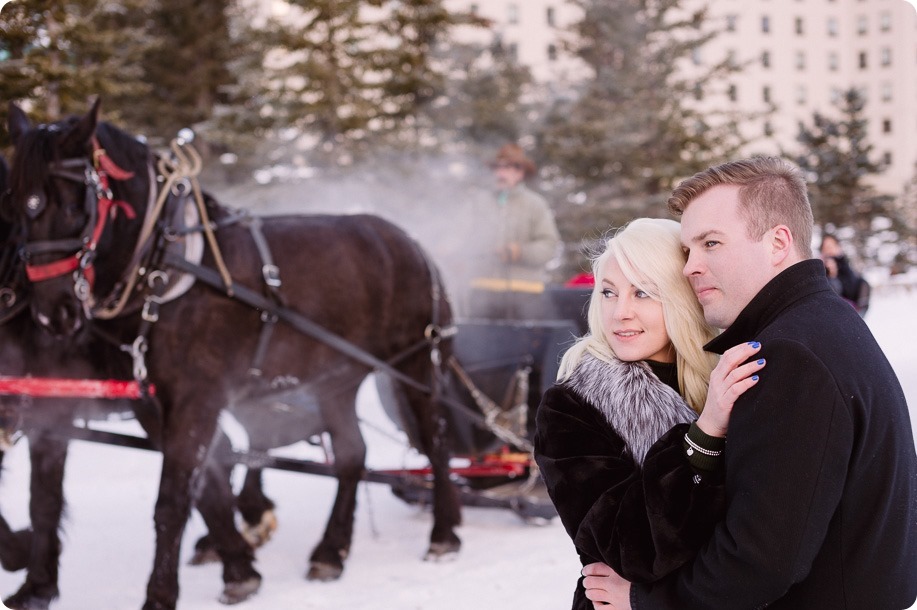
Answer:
[[820, 233, 870, 316]]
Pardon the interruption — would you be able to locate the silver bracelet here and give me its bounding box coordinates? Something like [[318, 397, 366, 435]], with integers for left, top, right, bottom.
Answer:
[[685, 434, 723, 457]]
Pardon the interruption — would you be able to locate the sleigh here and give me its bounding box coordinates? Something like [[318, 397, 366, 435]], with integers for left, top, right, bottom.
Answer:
[[0, 289, 587, 523]]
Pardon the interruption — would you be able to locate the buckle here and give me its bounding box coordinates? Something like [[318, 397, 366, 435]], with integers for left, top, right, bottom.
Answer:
[[262, 264, 281, 288]]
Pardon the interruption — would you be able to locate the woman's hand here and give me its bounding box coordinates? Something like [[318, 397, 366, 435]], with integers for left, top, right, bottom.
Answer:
[[696, 341, 765, 437], [582, 562, 631, 609]]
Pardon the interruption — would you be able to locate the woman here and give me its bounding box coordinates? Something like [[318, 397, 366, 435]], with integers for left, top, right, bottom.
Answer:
[[533, 218, 764, 608]]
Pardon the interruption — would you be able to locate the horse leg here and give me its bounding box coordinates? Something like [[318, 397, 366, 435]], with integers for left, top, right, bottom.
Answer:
[[0, 450, 32, 573], [236, 468, 277, 549], [192, 458, 261, 605], [187, 429, 238, 566], [307, 385, 365, 582], [401, 355, 462, 560], [142, 403, 223, 610], [3, 433, 68, 610]]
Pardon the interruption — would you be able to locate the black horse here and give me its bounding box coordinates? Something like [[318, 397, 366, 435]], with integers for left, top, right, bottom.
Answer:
[[0, 153, 34, 574], [3, 100, 461, 610]]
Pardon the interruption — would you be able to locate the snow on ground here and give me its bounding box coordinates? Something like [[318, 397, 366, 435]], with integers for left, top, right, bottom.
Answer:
[[1, 288, 916, 610]]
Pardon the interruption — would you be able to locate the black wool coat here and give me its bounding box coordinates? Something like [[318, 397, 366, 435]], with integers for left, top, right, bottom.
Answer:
[[534, 356, 725, 610], [634, 260, 917, 609]]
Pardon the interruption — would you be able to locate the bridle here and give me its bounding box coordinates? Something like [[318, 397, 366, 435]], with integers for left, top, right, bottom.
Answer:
[[21, 136, 136, 303]]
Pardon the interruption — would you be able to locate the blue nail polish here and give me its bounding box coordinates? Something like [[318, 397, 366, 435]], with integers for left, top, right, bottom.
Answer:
[[749, 341, 761, 348], [757, 359, 765, 365], [752, 375, 759, 381]]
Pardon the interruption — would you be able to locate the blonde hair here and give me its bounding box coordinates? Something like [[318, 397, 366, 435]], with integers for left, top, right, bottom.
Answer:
[[557, 218, 718, 412], [667, 156, 814, 260]]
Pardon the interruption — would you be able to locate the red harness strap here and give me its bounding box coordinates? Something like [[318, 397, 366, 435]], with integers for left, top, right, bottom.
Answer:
[[24, 137, 137, 285], [0, 376, 155, 399]]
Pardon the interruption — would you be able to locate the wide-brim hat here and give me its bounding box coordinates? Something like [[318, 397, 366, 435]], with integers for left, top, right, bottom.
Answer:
[[490, 144, 537, 177]]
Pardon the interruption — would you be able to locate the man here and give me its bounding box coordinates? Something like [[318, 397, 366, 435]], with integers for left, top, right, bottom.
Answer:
[[465, 143, 560, 319], [584, 156, 917, 608], [820, 233, 870, 316]]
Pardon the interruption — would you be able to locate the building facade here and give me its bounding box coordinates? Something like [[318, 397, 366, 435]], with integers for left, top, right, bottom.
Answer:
[[445, 0, 917, 196]]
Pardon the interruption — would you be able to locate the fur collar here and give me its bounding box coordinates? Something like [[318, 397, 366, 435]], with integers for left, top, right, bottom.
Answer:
[[564, 353, 697, 465]]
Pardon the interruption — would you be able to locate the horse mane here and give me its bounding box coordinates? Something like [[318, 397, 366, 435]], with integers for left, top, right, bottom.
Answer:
[[94, 121, 152, 176], [7, 120, 64, 197]]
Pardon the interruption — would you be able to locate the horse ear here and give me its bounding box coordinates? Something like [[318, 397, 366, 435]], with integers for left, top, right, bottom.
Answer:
[[8, 102, 31, 146], [59, 97, 101, 152]]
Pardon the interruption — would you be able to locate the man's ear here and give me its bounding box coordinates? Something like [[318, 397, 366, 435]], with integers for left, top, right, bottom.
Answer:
[[769, 225, 794, 266]]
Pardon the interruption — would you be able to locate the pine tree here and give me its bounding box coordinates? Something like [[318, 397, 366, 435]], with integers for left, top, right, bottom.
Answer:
[[125, 0, 237, 142], [792, 87, 892, 262], [534, 0, 752, 278], [256, 0, 480, 164], [0, 0, 151, 144], [538, 0, 747, 207]]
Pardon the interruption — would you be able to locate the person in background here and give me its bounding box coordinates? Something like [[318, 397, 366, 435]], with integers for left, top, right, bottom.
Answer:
[[466, 144, 560, 319], [583, 156, 917, 610], [820, 233, 870, 316], [534, 217, 765, 609]]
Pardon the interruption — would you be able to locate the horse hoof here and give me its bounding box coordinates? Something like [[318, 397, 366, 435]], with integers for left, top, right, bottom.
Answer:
[[4, 589, 55, 610], [424, 539, 461, 562], [218, 577, 261, 605], [241, 509, 278, 548], [306, 561, 343, 582], [188, 547, 222, 566]]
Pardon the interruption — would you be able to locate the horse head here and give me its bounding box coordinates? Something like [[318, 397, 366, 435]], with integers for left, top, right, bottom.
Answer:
[[5, 99, 151, 339]]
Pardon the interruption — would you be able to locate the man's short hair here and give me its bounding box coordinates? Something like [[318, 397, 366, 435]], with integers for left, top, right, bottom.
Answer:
[[668, 156, 814, 258]]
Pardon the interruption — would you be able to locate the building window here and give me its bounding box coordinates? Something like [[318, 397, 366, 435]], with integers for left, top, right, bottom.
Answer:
[[795, 51, 806, 70], [728, 84, 738, 102], [857, 15, 867, 35], [727, 49, 738, 68], [508, 3, 519, 25], [795, 17, 804, 35], [881, 82, 893, 102], [691, 48, 702, 66], [883, 152, 892, 166], [827, 17, 838, 37], [761, 50, 771, 68], [547, 44, 557, 61], [763, 85, 771, 103], [882, 119, 892, 134], [796, 84, 807, 105], [762, 15, 770, 33], [880, 47, 891, 66], [831, 88, 842, 104], [764, 121, 773, 136], [508, 42, 518, 60], [858, 51, 867, 69], [828, 51, 839, 71], [470, 3, 478, 14], [694, 84, 704, 101], [726, 15, 738, 32], [546, 6, 555, 27], [879, 12, 891, 32]]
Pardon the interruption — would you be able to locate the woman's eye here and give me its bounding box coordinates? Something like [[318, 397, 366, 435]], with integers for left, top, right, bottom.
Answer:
[[635, 290, 649, 298], [601, 289, 617, 298], [704, 240, 719, 248]]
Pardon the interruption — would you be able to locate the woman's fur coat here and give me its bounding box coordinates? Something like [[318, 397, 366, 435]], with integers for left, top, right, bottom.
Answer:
[[534, 353, 725, 609]]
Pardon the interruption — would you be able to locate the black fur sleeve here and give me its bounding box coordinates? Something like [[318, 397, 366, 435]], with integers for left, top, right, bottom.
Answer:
[[534, 386, 725, 586]]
